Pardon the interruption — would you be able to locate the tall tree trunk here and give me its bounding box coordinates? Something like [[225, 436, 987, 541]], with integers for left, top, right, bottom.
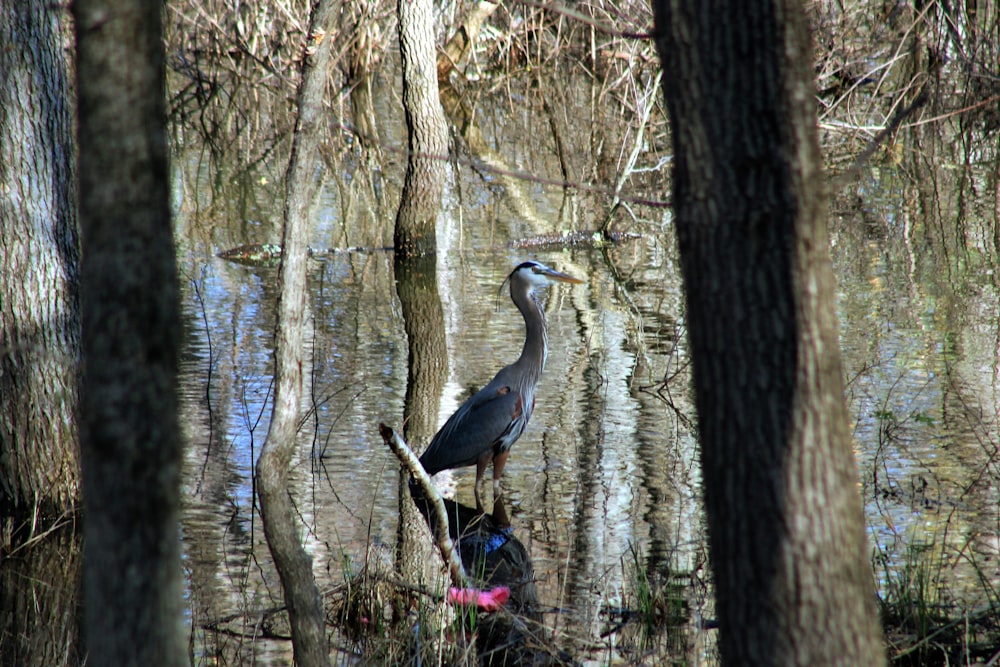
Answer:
[[394, 0, 449, 256], [0, 1, 80, 524], [74, 1, 185, 665], [651, 1, 886, 664], [254, 2, 336, 666], [392, 0, 449, 588]]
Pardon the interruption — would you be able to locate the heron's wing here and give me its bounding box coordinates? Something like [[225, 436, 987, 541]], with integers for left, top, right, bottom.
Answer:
[[419, 379, 527, 475]]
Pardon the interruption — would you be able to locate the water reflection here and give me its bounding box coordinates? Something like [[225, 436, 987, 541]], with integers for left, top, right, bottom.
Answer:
[[394, 253, 449, 589], [170, 154, 1000, 664], [0, 524, 81, 667], [176, 214, 700, 656], [3, 115, 994, 667], [167, 69, 1000, 666], [832, 126, 1000, 609]]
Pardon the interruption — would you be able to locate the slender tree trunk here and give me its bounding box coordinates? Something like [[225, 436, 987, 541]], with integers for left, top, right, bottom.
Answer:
[[651, 1, 886, 664], [394, 0, 449, 256], [74, 0, 185, 665], [0, 1, 80, 523], [254, 2, 336, 666]]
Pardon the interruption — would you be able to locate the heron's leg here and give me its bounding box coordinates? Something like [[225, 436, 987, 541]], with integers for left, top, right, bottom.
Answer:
[[492, 449, 510, 505], [475, 452, 492, 513]]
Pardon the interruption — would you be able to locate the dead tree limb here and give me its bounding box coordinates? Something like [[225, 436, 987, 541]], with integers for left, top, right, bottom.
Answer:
[[378, 423, 468, 589]]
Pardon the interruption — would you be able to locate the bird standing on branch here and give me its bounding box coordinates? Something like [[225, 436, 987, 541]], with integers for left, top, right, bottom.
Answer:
[[419, 260, 583, 511]]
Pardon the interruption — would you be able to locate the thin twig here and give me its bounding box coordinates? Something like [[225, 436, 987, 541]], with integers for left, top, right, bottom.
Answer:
[[602, 73, 660, 230]]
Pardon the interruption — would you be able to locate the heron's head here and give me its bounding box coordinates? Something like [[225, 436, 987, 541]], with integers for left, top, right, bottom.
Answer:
[[500, 260, 583, 302]]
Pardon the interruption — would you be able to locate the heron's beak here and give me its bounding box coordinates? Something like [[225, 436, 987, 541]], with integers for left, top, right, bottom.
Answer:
[[538, 266, 584, 284]]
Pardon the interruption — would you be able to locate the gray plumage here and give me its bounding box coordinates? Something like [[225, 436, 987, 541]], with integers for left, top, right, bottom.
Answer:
[[418, 260, 582, 510]]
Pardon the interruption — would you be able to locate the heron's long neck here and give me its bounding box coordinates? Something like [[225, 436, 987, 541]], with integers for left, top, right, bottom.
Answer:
[[515, 292, 548, 383]]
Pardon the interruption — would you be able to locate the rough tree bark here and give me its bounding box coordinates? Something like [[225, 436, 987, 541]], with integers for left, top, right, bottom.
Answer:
[[254, 2, 336, 666], [0, 6, 81, 662], [74, 1, 185, 665], [651, 1, 886, 665], [394, 0, 449, 256], [0, 1, 80, 523]]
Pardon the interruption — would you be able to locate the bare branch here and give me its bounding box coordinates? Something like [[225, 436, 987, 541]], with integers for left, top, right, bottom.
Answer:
[[378, 423, 468, 589]]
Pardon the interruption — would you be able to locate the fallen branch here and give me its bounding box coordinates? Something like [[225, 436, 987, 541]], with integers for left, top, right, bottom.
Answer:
[[378, 423, 468, 588]]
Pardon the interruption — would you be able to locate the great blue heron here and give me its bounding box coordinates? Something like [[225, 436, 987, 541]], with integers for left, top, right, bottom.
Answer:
[[418, 260, 583, 510]]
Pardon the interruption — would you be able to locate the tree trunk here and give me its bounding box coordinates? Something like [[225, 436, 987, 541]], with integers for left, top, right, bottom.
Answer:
[[651, 1, 886, 664], [394, 0, 449, 256], [0, 1, 80, 524], [254, 2, 336, 666], [74, 1, 185, 665], [392, 0, 450, 583]]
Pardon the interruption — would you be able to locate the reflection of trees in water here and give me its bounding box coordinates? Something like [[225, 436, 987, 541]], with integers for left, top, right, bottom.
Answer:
[[563, 352, 607, 647], [393, 255, 448, 590], [910, 127, 999, 591], [160, 1, 1000, 663], [832, 107, 1000, 659]]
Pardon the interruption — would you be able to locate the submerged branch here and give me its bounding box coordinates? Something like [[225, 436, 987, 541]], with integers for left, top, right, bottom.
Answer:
[[378, 423, 468, 589]]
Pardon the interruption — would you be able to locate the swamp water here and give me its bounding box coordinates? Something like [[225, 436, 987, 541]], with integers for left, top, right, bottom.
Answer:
[[174, 118, 1000, 663]]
